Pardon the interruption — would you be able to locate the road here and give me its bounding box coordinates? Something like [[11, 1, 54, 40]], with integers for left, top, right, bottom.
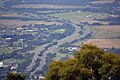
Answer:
[[26, 44, 50, 72], [27, 22, 90, 76]]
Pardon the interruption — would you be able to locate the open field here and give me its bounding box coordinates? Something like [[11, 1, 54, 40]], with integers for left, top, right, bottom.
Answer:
[[0, 20, 62, 27], [0, 47, 13, 54], [50, 12, 97, 21], [90, 25, 120, 39], [91, 25, 120, 32], [90, 0, 114, 4], [54, 53, 71, 60], [12, 4, 85, 9], [49, 12, 108, 23], [85, 39, 120, 48], [0, 13, 26, 17], [81, 20, 110, 25], [52, 29, 66, 34], [0, 12, 45, 19]]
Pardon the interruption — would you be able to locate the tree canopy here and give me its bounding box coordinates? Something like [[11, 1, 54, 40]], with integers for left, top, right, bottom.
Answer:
[[5, 72, 26, 80], [45, 44, 120, 80]]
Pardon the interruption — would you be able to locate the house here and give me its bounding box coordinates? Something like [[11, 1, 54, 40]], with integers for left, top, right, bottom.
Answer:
[[5, 38, 11, 40], [86, 15, 93, 18], [0, 62, 3, 68], [38, 76, 45, 80], [68, 47, 79, 52]]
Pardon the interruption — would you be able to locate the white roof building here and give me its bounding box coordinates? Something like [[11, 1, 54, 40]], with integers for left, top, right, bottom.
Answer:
[[0, 62, 3, 68]]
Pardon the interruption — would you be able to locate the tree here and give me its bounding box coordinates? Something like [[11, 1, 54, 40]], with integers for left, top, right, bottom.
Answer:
[[45, 61, 62, 80], [6, 72, 26, 80], [99, 52, 120, 80], [45, 44, 120, 80]]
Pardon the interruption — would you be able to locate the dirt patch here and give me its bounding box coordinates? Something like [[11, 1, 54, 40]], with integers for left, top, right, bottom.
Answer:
[[0, 20, 62, 27], [85, 39, 120, 48], [0, 13, 25, 17], [91, 25, 120, 32], [90, 0, 114, 4], [90, 25, 120, 39], [12, 4, 85, 9], [81, 20, 110, 25]]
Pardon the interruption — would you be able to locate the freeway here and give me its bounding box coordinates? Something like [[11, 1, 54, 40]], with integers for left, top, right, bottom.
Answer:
[[28, 22, 90, 76], [26, 44, 50, 72]]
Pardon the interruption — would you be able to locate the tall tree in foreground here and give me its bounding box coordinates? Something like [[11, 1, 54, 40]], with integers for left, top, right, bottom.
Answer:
[[45, 44, 120, 80], [6, 72, 26, 80]]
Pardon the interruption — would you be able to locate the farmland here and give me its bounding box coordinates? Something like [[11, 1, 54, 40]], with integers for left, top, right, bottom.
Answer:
[[12, 4, 85, 9], [49, 12, 106, 22], [85, 39, 120, 48], [0, 20, 62, 27], [90, 25, 120, 39], [0, 0, 120, 79], [90, 0, 114, 4]]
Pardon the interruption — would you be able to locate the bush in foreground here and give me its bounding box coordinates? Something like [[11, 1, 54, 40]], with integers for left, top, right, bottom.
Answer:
[[6, 72, 26, 80], [45, 44, 120, 80]]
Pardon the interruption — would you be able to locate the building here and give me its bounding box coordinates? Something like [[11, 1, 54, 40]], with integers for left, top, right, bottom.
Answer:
[[0, 62, 3, 68]]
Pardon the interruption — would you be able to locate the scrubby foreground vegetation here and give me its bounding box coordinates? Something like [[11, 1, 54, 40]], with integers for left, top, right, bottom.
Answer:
[[5, 72, 26, 80], [45, 44, 120, 80]]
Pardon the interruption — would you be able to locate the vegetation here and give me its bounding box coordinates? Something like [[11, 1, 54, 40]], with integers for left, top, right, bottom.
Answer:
[[49, 12, 100, 21], [45, 44, 120, 80], [5, 72, 26, 80], [1, 0, 120, 79]]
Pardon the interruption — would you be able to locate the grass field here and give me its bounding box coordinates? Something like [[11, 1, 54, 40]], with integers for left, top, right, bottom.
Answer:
[[49, 12, 106, 22], [54, 53, 73, 60], [0, 47, 13, 54], [86, 25, 120, 48], [52, 29, 66, 34], [85, 39, 120, 48], [90, 25, 120, 39]]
